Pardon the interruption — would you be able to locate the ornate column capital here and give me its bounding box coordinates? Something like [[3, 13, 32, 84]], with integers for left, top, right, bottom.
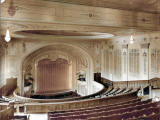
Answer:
[[109, 45, 114, 49], [140, 43, 150, 49], [122, 44, 128, 49]]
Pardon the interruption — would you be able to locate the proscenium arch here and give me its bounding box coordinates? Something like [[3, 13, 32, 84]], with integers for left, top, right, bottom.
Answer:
[[19, 42, 94, 96]]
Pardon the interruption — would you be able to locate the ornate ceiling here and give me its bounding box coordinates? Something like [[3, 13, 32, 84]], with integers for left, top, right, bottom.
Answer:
[[15, 30, 114, 39], [1, 0, 160, 41], [42, 0, 160, 13]]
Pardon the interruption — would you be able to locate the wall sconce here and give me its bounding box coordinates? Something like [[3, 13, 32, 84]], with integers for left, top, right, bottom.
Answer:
[[130, 34, 134, 44], [5, 29, 11, 42], [1, 0, 5, 3]]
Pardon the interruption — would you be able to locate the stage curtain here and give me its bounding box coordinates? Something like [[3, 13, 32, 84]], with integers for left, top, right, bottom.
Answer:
[[36, 58, 70, 93]]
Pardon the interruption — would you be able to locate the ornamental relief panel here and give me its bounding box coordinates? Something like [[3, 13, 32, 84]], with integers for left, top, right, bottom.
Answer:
[[94, 43, 101, 55], [129, 49, 140, 78], [151, 49, 156, 72], [81, 42, 101, 72], [81, 43, 94, 53], [142, 51, 147, 75], [35, 54, 71, 66], [20, 42, 36, 52], [106, 50, 109, 77], [157, 50, 160, 73], [109, 51, 112, 73], [95, 57, 101, 70], [123, 51, 127, 74], [7, 57, 18, 77], [93, 42, 101, 72], [140, 44, 149, 49], [114, 49, 121, 79], [8, 41, 17, 55]]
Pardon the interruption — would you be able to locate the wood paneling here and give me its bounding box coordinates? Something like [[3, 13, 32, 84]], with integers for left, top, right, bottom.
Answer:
[[0, 78, 17, 96], [0, 107, 14, 120]]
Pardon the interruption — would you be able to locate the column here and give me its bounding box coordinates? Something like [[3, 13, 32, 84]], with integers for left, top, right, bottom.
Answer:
[[109, 45, 114, 81], [24, 106, 27, 114], [141, 87, 144, 96], [140, 43, 150, 80], [16, 105, 19, 113], [149, 84, 152, 99], [122, 45, 128, 83]]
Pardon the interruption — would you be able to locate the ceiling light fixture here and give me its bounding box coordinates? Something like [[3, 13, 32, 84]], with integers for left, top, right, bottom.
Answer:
[[1, 0, 5, 3], [130, 34, 134, 44], [5, 29, 11, 42]]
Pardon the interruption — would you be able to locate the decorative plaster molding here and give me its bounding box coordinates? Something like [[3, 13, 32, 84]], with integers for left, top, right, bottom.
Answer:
[[35, 54, 70, 66], [140, 43, 150, 49], [123, 51, 127, 56], [109, 45, 114, 49], [142, 52, 147, 57], [122, 44, 128, 49]]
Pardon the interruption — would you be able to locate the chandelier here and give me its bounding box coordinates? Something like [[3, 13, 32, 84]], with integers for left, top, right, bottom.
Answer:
[[1, 0, 5, 3], [5, 29, 11, 42], [130, 34, 134, 44]]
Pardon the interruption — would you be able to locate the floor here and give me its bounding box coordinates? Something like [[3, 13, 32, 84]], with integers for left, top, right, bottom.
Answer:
[[14, 113, 47, 120]]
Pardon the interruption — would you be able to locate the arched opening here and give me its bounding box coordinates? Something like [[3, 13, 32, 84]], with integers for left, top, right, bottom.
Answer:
[[20, 42, 94, 96]]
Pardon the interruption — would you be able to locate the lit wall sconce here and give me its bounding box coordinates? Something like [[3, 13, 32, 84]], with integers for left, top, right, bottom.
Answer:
[[5, 29, 11, 42], [130, 34, 134, 44], [1, 0, 5, 3]]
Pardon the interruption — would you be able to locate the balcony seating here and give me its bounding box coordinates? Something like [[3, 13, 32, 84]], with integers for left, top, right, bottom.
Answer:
[[48, 98, 159, 120]]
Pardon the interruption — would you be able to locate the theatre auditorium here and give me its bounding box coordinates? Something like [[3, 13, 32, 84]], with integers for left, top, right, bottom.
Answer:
[[0, 0, 160, 119]]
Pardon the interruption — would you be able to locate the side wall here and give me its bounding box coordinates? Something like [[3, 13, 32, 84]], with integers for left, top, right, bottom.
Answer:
[[101, 32, 160, 82]]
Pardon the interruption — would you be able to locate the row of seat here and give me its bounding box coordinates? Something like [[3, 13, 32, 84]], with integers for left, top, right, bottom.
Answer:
[[48, 97, 140, 115], [47, 97, 143, 119], [48, 99, 154, 119], [49, 99, 152, 117], [126, 113, 159, 120], [48, 106, 159, 120], [95, 86, 134, 98]]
